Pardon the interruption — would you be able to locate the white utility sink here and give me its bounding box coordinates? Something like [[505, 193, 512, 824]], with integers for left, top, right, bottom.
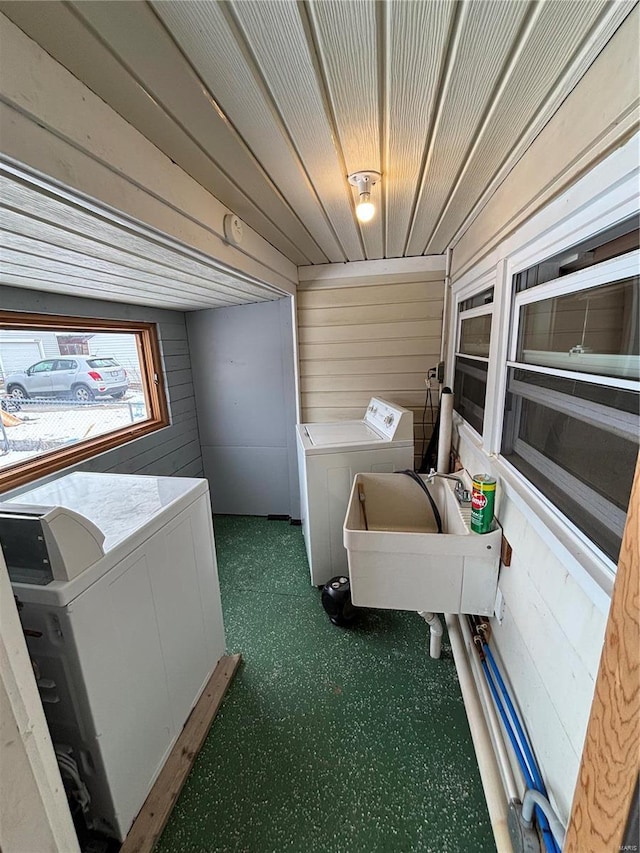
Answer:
[[343, 472, 501, 615]]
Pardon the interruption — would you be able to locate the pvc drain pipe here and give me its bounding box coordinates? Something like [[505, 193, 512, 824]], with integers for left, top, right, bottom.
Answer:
[[522, 789, 566, 850], [418, 611, 443, 659], [459, 616, 519, 801], [445, 614, 511, 851], [436, 388, 453, 474]]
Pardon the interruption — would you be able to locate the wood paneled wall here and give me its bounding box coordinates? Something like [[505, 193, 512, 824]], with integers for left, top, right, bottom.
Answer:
[[297, 271, 445, 466]]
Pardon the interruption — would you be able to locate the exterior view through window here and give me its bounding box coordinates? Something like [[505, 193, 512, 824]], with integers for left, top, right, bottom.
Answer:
[[0, 314, 168, 490]]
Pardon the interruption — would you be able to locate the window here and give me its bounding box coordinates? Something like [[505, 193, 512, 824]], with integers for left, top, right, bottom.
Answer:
[[502, 220, 639, 563], [0, 313, 169, 491], [56, 334, 91, 356], [453, 287, 494, 435]]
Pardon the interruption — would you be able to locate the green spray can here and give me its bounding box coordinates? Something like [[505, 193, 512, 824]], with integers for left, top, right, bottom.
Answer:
[[471, 474, 496, 534]]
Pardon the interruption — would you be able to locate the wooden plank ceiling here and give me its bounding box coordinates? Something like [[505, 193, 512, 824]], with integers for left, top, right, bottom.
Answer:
[[0, 0, 635, 287], [0, 172, 281, 310]]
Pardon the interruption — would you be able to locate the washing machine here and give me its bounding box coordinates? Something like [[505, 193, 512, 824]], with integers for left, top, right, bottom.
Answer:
[[296, 397, 414, 586], [0, 472, 226, 841]]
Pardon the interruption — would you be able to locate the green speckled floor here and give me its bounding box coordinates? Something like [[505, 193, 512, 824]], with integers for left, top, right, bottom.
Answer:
[[155, 516, 495, 853]]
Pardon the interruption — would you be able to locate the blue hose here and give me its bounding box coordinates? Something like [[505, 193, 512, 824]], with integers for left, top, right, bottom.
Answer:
[[480, 647, 561, 853], [484, 645, 546, 794]]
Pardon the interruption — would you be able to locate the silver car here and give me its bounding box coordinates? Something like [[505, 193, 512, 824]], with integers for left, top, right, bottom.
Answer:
[[6, 357, 130, 402]]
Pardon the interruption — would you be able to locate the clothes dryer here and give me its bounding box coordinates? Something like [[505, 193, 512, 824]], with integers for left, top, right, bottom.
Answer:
[[1, 472, 225, 841], [296, 397, 413, 586]]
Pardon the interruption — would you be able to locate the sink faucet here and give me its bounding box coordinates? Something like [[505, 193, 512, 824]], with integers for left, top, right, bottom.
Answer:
[[426, 468, 471, 503]]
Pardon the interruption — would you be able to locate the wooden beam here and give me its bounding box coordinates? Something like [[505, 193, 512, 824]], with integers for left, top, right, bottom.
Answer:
[[565, 453, 640, 851], [121, 653, 242, 853]]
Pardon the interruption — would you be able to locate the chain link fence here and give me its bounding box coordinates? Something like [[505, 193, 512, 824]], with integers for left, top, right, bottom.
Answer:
[[0, 395, 148, 469]]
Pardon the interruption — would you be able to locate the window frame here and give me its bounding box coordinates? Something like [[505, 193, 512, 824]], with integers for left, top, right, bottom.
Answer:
[[448, 151, 639, 603], [0, 311, 169, 492], [499, 247, 639, 567], [509, 250, 639, 389], [453, 279, 496, 439]]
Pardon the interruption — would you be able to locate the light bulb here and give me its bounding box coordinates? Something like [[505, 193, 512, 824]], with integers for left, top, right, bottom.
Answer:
[[356, 199, 375, 223], [348, 171, 381, 222]]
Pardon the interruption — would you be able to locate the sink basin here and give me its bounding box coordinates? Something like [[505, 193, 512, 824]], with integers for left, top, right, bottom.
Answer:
[[343, 472, 501, 615]]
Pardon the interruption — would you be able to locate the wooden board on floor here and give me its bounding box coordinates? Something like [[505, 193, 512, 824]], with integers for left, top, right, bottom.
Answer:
[[121, 653, 242, 853]]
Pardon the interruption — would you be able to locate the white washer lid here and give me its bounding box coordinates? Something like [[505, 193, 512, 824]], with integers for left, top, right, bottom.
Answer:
[[6, 472, 206, 552], [304, 421, 384, 447]]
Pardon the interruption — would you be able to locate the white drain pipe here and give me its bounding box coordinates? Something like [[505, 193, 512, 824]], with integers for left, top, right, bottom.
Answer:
[[459, 616, 519, 801], [436, 388, 454, 474], [445, 614, 511, 852], [418, 611, 443, 659]]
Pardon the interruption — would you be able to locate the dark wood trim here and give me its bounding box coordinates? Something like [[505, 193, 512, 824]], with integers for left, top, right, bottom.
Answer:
[[565, 452, 640, 851], [0, 311, 162, 333], [0, 312, 169, 493], [121, 654, 242, 853]]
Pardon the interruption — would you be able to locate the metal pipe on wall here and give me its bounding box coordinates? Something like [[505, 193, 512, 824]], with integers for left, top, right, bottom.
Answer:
[[439, 247, 453, 366], [458, 616, 519, 801], [445, 614, 511, 851]]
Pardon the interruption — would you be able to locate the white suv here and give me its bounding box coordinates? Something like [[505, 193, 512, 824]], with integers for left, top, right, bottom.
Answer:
[[6, 357, 130, 402]]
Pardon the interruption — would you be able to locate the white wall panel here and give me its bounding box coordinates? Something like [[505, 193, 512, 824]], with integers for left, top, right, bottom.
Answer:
[[229, 0, 365, 261], [426, 0, 611, 253], [406, 0, 528, 256], [451, 5, 640, 278], [153, 0, 343, 263], [455, 434, 606, 821], [298, 270, 444, 467], [0, 15, 297, 297], [385, 0, 454, 258]]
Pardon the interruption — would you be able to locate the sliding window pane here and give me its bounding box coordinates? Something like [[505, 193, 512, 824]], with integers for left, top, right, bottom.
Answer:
[[453, 357, 488, 435], [517, 277, 639, 379], [502, 367, 639, 562], [459, 315, 492, 358]]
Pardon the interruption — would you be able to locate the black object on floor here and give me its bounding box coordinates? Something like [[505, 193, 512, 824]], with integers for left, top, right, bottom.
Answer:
[[321, 575, 359, 626]]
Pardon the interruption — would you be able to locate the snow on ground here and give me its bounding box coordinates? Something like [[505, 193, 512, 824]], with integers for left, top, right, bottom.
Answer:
[[0, 393, 148, 470]]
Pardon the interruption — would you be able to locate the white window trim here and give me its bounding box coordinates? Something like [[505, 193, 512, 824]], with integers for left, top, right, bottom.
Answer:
[[512, 248, 639, 307], [449, 134, 639, 607], [502, 243, 638, 585], [451, 272, 497, 443], [456, 354, 490, 368], [507, 374, 638, 439], [494, 209, 639, 453], [459, 303, 494, 322], [511, 357, 639, 388]]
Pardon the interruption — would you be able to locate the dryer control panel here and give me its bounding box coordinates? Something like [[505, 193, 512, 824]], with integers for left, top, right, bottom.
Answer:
[[363, 397, 413, 441]]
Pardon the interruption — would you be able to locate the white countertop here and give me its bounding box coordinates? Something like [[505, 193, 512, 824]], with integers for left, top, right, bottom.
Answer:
[[5, 472, 207, 552]]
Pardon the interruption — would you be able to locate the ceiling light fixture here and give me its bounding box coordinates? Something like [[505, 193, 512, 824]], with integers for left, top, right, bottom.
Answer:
[[348, 170, 381, 223]]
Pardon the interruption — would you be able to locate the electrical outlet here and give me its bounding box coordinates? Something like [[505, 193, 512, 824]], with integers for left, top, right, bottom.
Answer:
[[494, 587, 505, 624]]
